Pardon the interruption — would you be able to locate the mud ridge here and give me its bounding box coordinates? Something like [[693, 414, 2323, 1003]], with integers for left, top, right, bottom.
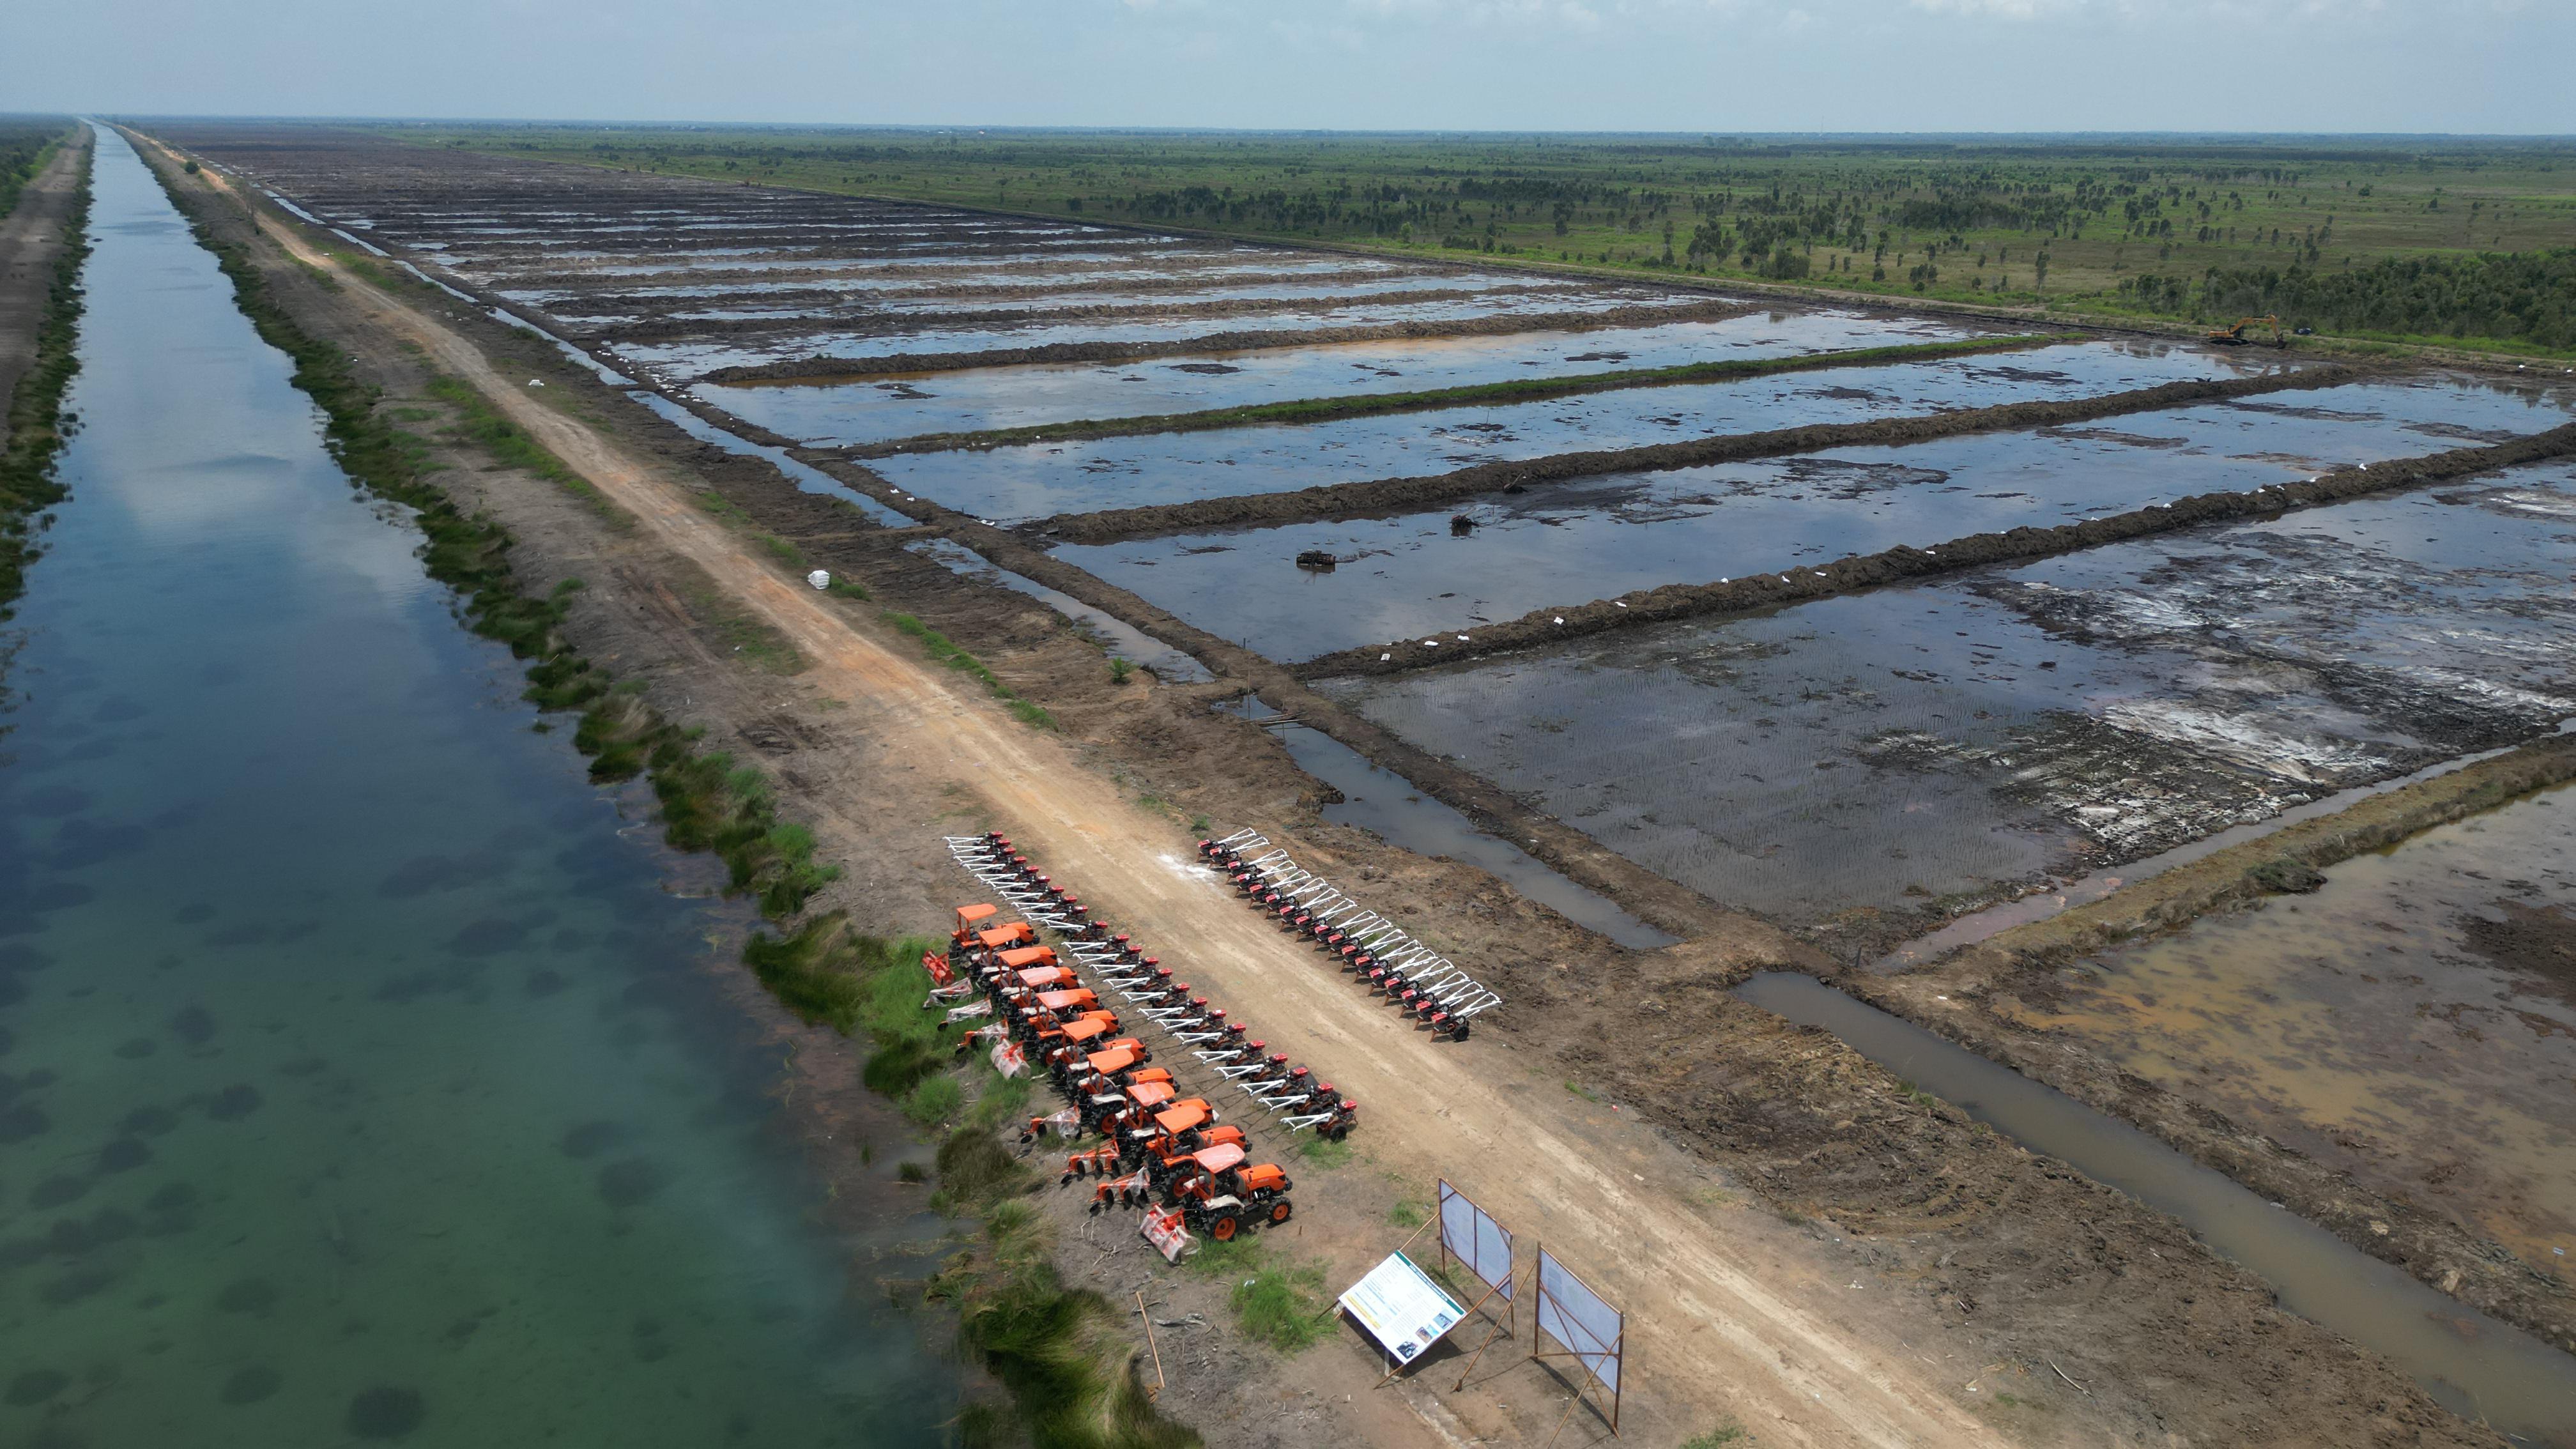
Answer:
[[1845, 733, 2576, 1355], [694, 299, 1752, 383], [1294, 416, 2576, 679], [844, 333, 2074, 460], [585, 283, 1588, 344], [1031, 364, 2367, 546]]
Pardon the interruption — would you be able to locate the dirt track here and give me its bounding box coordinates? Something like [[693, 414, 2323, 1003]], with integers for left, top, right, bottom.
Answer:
[[0, 128, 89, 408], [139, 128, 2518, 1449]]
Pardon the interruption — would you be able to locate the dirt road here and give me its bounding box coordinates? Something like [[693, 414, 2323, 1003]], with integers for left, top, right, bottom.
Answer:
[[139, 133, 2025, 1448], [0, 126, 89, 408]]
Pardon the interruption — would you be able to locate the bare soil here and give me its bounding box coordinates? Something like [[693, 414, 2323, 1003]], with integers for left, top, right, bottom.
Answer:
[[0, 130, 89, 409], [135, 125, 2526, 1448], [1862, 734, 2576, 1352]]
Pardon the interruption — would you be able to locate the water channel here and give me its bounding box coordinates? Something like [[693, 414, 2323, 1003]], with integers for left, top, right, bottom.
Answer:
[[1738, 972, 2576, 1444], [0, 128, 954, 1449]]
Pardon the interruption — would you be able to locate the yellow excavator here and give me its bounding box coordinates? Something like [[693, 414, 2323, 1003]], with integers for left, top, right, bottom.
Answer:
[[2206, 314, 2286, 346]]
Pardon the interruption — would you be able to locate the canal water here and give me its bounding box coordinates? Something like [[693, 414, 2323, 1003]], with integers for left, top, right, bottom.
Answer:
[[0, 130, 953, 1448]]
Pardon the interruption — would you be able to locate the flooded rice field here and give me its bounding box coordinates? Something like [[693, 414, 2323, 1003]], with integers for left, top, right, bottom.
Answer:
[[1211, 700, 1676, 948], [0, 128, 953, 1448], [2024, 783, 2576, 1280], [167, 128, 1722, 385], [709, 310, 1994, 448], [877, 339, 2287, 520], [1315, 459, 2576, 927], [1066, 371, 2576, 661]]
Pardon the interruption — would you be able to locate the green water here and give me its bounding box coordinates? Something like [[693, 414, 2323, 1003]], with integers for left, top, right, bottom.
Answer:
[[0, 129, 954, 1448]]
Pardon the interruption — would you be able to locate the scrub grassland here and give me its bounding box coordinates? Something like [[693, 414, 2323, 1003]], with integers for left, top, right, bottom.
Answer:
[[394, 125, 2576, 356]]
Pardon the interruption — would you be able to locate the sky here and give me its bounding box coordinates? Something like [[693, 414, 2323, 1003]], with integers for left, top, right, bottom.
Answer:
[[8, 0, 2572, 135]]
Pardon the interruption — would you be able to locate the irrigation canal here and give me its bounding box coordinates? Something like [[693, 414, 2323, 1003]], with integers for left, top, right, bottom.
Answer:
[[1738, 972, 2576, 1444], [0, 128, 955, 1446]]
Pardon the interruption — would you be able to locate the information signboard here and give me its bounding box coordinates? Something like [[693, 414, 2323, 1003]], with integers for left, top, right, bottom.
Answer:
[[1338, 1252, 1468, 1367]]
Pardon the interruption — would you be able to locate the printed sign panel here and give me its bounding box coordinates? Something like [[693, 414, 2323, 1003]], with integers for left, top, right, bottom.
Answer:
[[1437, 1181, 1514, 1300], [1338, 1252, 1468, 1365], [1535, 1250, 1621, 1393]]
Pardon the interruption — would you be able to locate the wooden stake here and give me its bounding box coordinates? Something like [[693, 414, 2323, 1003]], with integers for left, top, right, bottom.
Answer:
[[1450, 1269, 1518, 1392], [1135, 1290, 1164, 1400]]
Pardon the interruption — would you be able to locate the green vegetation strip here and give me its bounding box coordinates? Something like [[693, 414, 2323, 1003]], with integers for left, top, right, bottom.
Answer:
[[852, 332, 2076, 457], [0, 121, 73, 222], [146, 150, 836, 923], [0, 137, 91, 617], [747, 916, 1199, 1449], [884, 610, 1057, 728]]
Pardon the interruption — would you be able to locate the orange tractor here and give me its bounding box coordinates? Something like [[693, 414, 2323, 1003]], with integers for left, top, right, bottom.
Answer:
[[1163, 1142, 1293, 1239]]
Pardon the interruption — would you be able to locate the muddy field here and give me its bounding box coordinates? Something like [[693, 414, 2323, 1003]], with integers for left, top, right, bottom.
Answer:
[[179, 126, 1735, 386], [2032, 784, 2576, 1280], [146, 122, 2576, 1448], [1317, 459, 2576, 939]]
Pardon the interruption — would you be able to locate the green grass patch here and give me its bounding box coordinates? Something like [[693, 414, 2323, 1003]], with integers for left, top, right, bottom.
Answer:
[[679, 578, 807, 675], [418, 372, 631, 528], [884, 610, 1057, 728], [1683, 1427, 1750, 1448], [1181, 1239, 1334, 1353]]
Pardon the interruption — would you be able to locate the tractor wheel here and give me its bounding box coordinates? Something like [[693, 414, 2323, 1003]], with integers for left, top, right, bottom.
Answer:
[[1269, 1200, 1294, 1225], [1209, 1215, 1240, 1241]]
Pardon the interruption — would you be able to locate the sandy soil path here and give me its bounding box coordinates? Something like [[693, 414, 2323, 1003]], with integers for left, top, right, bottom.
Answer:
[[0, 128, 91, 408], [151, 136, 2018, 1447]]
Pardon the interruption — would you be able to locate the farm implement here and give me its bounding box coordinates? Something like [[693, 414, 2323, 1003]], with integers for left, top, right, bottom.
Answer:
[[937, 831, 1360, 1257], [1198, 828, 1502, 1039]]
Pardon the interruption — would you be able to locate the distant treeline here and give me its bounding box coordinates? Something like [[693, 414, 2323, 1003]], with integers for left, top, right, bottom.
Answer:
[[0, 122, 72, 219], [2120, 250, 2576, 351]]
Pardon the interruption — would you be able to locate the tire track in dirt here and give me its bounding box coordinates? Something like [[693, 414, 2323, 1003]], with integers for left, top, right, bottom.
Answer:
[[144, 134, 2012, 1449]]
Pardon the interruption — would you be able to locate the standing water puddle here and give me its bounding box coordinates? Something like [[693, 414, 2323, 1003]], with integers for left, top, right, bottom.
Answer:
[[1737, 972, 2576, 1443], [1213, 698, 1675, 949], [0, 128, 954, 1447], [1067, 372, 2573, 663], [2027, 783, 2576, 1280], [879, 340, 2279, 520], [705, 310, 2002, 447], [1322, 465, 2576, 926]]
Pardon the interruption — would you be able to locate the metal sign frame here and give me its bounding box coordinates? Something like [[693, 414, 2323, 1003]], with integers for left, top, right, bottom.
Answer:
[[1531, 1245, 1624, 1441], [1436, 1179, 1519, 1391]]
